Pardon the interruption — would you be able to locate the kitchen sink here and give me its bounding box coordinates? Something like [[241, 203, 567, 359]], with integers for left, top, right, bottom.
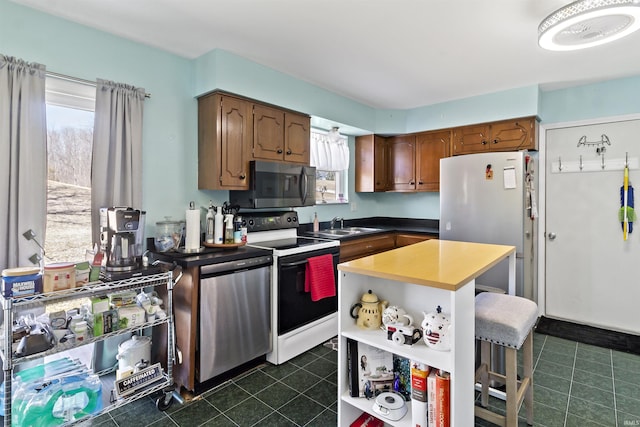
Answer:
[[313, 227, 382, 238]]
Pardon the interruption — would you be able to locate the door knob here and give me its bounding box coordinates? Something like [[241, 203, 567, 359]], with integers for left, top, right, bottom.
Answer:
[[548, 232, 557, 240]]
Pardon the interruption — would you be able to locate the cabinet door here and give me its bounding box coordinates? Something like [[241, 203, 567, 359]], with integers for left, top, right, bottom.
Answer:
[[253, 104, 285, 161], [355, 135, 387, 192], [395, 233, 436, 247], [220, 96, 252, 188], [416, 130, 451, 191], [284, 112, 310, 164], [489, 117, 537, 152], [452, 124, 491, 155], [387, 135, 416, 191], [339, 234, 396, 262], [374, 136, 388, 191]]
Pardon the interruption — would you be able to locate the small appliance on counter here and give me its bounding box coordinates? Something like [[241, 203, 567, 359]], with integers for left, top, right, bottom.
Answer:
[[100, 207, 144, 272]]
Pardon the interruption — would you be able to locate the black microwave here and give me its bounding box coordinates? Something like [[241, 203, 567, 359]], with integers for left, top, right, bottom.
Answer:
[[229, 161, 316, 208]]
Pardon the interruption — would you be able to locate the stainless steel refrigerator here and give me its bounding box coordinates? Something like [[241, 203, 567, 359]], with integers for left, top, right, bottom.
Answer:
[[439, 151, 537, 299]]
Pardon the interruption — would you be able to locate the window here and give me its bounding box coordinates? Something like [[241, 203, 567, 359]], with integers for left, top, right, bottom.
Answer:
[[310, 128, 349, 204], [44, 75, 96, 263]]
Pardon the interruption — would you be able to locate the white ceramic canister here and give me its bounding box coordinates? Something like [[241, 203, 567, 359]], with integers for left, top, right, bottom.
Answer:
[[116, 335, 151, 371]]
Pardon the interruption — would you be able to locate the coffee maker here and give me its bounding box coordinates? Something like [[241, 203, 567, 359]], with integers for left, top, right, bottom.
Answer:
[[100, 207, 145, 272]]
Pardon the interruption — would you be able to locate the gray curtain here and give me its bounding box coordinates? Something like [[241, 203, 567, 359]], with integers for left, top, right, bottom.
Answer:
[[0, 55, 47, 270], [91, 79, 146, 246]]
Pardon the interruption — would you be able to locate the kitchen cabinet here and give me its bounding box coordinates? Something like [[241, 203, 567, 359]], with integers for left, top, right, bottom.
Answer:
[[1, 272, 176, 425], [338, 233, 396, 262], [198, 92, 252, 190], [452, 116, 537, 155], [355, 134, 388, 192], [394, 233, 436, 247], [253, 104, 310, 164], [387, 134, 416, 191], [198, 92, 311, 190], [377, 129, 451, 192], [415, 129, 451, 191], [336, 240, 516, 427]]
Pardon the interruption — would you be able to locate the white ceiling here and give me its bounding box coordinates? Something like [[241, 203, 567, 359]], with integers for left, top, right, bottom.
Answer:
[[12, 0, 640, 110]]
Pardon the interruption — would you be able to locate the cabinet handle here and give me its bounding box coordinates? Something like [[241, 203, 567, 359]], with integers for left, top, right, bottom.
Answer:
[[286, 150, 292, 155], [493, 139, 498, 144], [418, 181, 423, 185], [240, 173, 246, 180], [277, 149, 283, 154], [481, 140, 487, 145], [365, 245, 373, 249], [410, 181, 415, 185]]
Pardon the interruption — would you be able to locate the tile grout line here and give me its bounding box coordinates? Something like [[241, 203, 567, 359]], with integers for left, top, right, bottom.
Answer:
[[610, 349, 618, 427], [562, 341, 578, 427]]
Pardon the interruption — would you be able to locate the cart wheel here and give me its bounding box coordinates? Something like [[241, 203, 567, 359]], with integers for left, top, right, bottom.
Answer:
[[156, 394, 173, 411]]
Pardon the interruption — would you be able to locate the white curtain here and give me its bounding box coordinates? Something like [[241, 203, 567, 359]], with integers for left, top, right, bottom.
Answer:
[[0, 54, 47, 270], [91, 79, 146, 246], [310, 130, 350, 171]]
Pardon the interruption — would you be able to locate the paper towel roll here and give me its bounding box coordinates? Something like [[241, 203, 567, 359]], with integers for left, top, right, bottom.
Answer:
[[185, 209, 201, 250]]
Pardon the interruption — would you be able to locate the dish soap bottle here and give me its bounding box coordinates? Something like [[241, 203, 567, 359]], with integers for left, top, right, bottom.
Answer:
[[213, 206, 224, 244], [205, 201, 214, 244], [313, 212, 319, 232]]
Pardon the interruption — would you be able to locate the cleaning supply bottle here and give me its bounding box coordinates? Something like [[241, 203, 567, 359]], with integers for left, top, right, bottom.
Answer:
[[213, 206, 224, 244], [313, 212, 320, 232], [224, 214, 235, 244], [205, 201, 214, 244]]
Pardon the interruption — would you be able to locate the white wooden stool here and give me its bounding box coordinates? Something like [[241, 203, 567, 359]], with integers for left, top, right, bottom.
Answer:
[[474, 292, 538, 426]]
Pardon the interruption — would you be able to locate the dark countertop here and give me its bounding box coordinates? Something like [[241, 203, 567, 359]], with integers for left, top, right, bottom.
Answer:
[[150, 245, 272, 268], [301, 216, 439, 241], [150, 217, 438, 266]]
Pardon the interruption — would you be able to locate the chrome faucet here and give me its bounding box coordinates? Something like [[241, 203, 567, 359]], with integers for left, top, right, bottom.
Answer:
[[331, 217, 344, 229]]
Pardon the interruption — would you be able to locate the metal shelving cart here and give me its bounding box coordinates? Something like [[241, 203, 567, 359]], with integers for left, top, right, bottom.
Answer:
[[0, 268, 179, 426]]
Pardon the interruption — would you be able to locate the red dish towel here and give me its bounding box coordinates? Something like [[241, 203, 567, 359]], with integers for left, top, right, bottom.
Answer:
[[305, 254, 336, 301]]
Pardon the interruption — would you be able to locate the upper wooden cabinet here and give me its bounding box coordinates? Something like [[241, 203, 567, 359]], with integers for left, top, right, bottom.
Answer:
[[387, 134, 417, 191], [253, 104, 310, 164], [198, 91, 310, 190], [415, 130, 451, 191], [355, 134, 388, 192], [198, 92, 252, 190], [356, 130, 451, 193], [452, 116, 537, 155]]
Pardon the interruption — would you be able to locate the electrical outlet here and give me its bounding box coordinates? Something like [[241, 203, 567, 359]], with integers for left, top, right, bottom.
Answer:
[[350, 202, 357, 212]]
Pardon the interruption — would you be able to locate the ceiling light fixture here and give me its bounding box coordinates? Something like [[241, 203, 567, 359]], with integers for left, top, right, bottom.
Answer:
[[538, 0, 640, 51]]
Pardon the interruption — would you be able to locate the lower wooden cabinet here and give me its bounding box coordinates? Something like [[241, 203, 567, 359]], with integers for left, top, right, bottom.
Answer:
[[339, 233, 436, 262], [395, 233, 436, 247], [339, 233, 396, 262]]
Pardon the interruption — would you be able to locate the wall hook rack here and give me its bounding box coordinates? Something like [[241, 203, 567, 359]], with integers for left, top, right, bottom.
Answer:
[[551, 152, 638, 173], [577, 134, 611, 155]]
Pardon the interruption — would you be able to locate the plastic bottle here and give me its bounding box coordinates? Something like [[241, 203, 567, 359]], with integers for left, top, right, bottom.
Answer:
[[313, 212, 320, 232], [213, 207, 224, 244], [205, 201, 214, 244], [224, 214, 235, 244]]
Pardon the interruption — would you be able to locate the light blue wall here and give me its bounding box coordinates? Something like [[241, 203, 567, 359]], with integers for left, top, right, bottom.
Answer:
[[4, 0, 640, 230], [539, 75, 640, 124]]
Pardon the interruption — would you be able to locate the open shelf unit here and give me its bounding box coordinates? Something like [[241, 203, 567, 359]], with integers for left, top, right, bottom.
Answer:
[[0, 271, 176, 426]]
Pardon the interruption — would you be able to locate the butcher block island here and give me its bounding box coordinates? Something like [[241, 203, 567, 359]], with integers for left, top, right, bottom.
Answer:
[[336, 239, 516, 427]]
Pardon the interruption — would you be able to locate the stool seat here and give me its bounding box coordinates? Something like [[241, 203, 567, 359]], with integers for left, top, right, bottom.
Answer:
[[475, 292, 538, 349], [474, 292, 538, 426]]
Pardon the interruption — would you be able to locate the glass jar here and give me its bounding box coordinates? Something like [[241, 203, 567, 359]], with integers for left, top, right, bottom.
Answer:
[[155, 218, 182, 252]]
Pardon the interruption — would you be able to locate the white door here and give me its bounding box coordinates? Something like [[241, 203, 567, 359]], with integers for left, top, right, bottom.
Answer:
[[545, 118, 640, 334]]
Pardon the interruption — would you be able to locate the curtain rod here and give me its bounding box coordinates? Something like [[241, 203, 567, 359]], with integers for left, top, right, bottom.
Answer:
[[46, 71, 152, 99]]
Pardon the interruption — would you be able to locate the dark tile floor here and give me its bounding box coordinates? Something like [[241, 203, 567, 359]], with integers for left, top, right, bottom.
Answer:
[[83, 332, 640, 427]]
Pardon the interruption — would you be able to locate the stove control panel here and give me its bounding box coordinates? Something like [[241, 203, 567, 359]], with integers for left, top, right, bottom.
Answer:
[[242, 211, 298, 232]]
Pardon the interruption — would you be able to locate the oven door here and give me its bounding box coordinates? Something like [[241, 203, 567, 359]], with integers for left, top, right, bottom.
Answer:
[[277, 246, 339, 335]]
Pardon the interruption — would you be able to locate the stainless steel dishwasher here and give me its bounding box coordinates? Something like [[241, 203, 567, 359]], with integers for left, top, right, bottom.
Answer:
[[198, 255, 272, 382]]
